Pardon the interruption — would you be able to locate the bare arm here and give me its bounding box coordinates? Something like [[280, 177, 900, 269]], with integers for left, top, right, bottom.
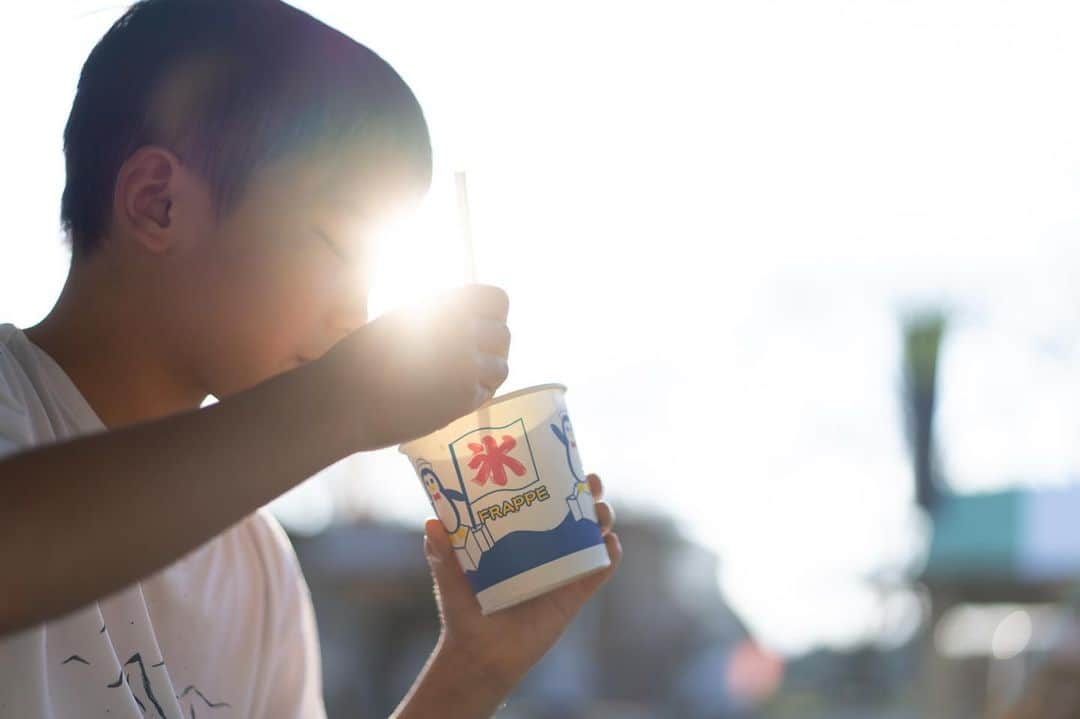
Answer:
[[392, 638, 507, 719], [0, 284, 510, 637], [0, 357, 352, 636]]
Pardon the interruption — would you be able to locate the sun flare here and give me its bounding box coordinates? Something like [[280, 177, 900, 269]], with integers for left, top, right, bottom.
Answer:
[[366, 173, 467, 320]]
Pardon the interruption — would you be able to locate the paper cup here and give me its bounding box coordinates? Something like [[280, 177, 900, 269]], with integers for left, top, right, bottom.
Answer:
[[399, 383, 609, 614]]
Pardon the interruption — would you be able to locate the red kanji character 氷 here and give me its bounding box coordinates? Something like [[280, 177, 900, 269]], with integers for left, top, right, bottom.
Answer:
[[467, 435, 527, 487]]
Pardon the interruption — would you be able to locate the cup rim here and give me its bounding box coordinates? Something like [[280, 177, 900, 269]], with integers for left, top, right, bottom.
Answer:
[[399, 382, 567, 455], [482, 382, 567, 410]]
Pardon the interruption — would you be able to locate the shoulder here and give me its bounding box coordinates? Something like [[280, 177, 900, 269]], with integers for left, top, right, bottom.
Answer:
[[0, 325, 36, 402], [245, 507, 298, 559], [0, 323, 104, 445], [0, 325, 44, 452], [241, 511, 326, 716], [239, 510, 322, 674], [239, 509, 311, 606]]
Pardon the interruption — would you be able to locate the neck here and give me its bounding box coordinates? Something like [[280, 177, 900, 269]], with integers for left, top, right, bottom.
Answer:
[[24, 253, 208, 429]]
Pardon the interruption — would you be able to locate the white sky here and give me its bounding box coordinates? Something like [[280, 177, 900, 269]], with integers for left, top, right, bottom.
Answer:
[[4, 0, 1080, 655]]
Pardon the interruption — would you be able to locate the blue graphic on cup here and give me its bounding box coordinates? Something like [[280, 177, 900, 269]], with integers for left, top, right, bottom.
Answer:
[[550, 413, 592, 521], [402, 387, 610, 611], [417, 460, 493, 570]]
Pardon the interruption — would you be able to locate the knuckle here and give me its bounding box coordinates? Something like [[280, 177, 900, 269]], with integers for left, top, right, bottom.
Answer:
[[481, 285, 510, 320]]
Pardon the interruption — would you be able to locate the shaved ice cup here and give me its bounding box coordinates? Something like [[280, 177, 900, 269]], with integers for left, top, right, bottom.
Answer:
[[400, 383, 609, 614]]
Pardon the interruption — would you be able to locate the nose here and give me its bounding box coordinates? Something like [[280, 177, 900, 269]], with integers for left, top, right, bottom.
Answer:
[[327, 300, 368, 340]]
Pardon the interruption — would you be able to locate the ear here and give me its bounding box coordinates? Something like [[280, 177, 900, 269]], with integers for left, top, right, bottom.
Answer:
[[113, 146, 184, 254]]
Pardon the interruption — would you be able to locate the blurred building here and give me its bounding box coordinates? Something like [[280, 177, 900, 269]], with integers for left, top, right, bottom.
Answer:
[[901, 312, 1080, 718], [918, 489, 1080, 717], [765, 645, 918, 719]]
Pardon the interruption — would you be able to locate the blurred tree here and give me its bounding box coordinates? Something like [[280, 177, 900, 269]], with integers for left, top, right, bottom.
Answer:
[[901, 312, 948, 511]]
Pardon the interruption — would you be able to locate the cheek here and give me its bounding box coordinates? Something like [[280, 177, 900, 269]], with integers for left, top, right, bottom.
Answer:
[[194, 226, 332, 386]]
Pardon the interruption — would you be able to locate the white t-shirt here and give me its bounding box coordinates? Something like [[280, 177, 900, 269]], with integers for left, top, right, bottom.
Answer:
[[0, 324, 326, 719]]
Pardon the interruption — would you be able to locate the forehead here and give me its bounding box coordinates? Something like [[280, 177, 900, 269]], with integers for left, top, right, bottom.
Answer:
[[308, 142, 425, 219], [246, 143, 427, 229]]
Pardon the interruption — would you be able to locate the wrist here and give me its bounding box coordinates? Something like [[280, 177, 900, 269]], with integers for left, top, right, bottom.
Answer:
[[392, 636, 513, 719], [437, 632, 526, 700]]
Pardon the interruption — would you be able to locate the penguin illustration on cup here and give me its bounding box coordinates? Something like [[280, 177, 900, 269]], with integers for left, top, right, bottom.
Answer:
[[549, 413, 593, 521], [418, 462, 493, 569]]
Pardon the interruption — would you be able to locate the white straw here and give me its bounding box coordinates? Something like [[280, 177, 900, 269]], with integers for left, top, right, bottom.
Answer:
[[455, 171, 493, 426], [455, 171, 478, 284]]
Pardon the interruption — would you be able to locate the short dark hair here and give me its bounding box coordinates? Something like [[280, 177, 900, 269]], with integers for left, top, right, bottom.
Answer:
[[61, 0, 431, 260]]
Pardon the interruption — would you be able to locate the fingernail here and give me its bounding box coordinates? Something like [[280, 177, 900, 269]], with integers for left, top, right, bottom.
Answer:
[[424, 535, 435, 559]]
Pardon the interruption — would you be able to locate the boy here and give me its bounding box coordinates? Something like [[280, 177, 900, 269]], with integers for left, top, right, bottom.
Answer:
[[0, 1, 621, 717]]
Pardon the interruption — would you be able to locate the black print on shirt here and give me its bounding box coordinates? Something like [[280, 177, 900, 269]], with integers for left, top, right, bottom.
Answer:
[[179, 685, 231, 711], [61, 625, 230, 717]]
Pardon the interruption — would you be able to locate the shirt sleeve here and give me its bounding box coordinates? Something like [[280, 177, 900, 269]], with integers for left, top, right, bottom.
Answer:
[[0, 346, 37, 461], [248, 509, 328, 719]]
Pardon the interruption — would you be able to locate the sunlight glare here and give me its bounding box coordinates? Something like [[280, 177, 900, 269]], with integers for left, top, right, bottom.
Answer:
[[366, 172, 465, 321]]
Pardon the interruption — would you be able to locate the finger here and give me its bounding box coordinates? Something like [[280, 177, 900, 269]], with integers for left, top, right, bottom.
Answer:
[[474, 318, 511, 358], [476, 353, 509, 394], [605, 531, 622, 571], [461, 284, 509, 322], [595, 500, 615, 535], [587, 473, 603, 500], [583, 531, 623, 591], [444, 347, 492, 414], [547, 531, 622, 610], [423, 518, 481, 616]]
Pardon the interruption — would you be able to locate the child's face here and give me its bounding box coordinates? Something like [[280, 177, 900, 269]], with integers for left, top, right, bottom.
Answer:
[[172, 150, 422, 398]]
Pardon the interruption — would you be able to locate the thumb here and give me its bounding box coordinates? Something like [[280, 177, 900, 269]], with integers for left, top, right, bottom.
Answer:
[[423, 518, 480, 617]]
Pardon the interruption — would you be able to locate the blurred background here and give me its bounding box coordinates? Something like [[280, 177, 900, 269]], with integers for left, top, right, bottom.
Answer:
[[6, 1, 1080, 717]]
